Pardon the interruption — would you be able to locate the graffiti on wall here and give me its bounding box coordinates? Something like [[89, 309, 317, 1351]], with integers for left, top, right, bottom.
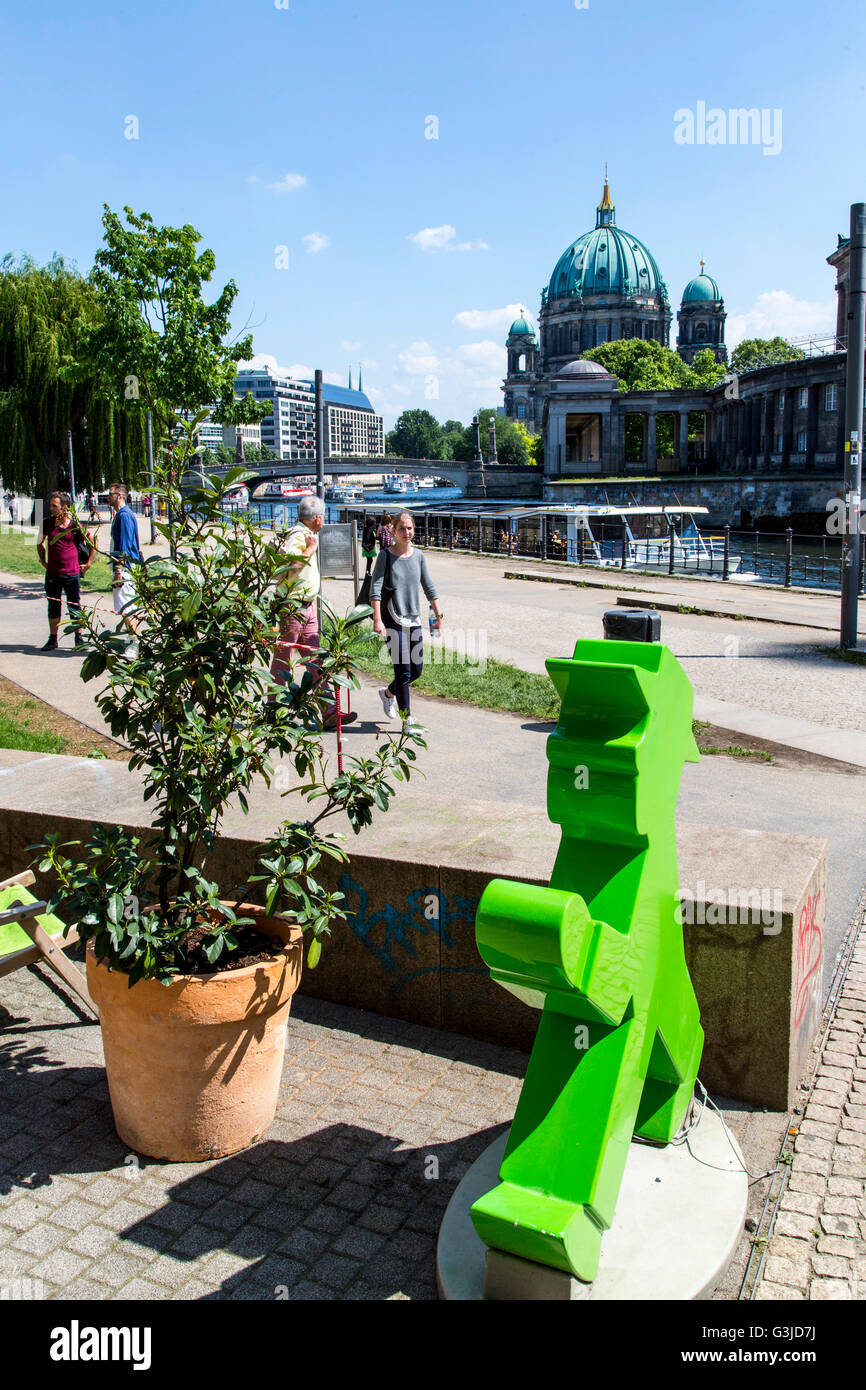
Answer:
[[337, 873, 488, 993], [793, 887, 822, 1033]]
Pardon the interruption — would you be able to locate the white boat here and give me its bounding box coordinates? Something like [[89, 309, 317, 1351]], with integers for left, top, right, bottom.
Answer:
[[494, 504, 742, 573], [384, 474, 411, 494]]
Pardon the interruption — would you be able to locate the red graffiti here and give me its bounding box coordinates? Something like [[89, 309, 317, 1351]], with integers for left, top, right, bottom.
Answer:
[[793, 889, 822, 1031]]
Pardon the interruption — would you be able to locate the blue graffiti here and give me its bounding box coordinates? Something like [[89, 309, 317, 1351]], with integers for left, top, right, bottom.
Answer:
[[337, 873, 478, 976]]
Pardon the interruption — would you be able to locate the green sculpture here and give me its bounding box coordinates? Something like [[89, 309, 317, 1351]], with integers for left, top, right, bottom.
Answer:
[[471, 638, 704, 1283]]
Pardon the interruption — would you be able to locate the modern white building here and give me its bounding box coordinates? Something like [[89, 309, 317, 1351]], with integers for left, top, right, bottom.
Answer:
[[234, 367, 384, 461]]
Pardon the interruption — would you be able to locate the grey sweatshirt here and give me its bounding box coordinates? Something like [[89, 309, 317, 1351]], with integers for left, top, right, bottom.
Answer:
[[371, 547, 438, 628]]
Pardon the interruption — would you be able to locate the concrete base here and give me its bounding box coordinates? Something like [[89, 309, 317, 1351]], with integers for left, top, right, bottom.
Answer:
[[437, 1106, 748, 1301]]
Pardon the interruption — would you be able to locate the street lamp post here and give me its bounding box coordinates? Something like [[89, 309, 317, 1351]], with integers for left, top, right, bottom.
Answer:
[[841, 202, 866, 651]]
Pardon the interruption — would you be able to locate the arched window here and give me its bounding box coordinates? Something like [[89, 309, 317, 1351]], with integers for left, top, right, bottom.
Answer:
[[696, 323, 708, 342]]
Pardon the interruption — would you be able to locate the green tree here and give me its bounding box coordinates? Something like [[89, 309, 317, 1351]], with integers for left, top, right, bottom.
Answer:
[[581, 341, 726, 463], [387, 409, 443, 459], [730, 337, 805, 374], [77, 206, 269, 473], [0, 255, 145, 494]]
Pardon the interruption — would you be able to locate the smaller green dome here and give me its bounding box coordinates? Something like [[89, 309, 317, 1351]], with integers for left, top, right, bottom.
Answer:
[[682, 270, 722, 303], [507, 309, 537, 343]]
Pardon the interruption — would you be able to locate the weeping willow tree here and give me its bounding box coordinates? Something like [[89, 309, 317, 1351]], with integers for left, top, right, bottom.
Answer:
[[0, 254, 146, 495]]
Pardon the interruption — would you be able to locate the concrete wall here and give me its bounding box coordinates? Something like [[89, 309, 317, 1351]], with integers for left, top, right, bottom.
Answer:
[[0, 795, 825, 1111]]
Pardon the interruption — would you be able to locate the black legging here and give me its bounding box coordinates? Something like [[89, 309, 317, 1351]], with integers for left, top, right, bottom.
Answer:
[[385, 623, 423, 714]]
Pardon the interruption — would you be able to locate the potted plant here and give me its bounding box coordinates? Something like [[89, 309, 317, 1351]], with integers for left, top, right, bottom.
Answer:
[[33, 205, 423, 1161], [35, 457, 423, 1161]]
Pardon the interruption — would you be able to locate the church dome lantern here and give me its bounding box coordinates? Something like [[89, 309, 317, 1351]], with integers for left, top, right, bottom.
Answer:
[[676, 260, 727, 365]]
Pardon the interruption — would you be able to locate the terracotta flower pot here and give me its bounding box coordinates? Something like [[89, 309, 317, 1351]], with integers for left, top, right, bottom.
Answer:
[[86, 906, 304, 1162]]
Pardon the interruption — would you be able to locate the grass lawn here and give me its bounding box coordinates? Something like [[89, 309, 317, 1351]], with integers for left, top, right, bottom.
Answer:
[[347, 628, 561, 721], [0, 703, 67, 753], [0, 675, 126, 758], [0, 528, 113, 592]]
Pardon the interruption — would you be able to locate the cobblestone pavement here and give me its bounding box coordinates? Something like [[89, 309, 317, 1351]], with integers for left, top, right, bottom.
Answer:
[[0, 952, 794, 1303], [753, 908, 866, 1301], [1, 960, 527, 1301]]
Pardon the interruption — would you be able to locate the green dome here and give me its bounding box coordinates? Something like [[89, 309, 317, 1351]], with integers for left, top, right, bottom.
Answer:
[[507, 310, 537, 343], [547, 225, 668, 303], [682, 272, 722, 303]]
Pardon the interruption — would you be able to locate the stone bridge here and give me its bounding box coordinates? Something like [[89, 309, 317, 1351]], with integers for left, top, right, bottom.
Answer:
[[196, 456, 542, 501]]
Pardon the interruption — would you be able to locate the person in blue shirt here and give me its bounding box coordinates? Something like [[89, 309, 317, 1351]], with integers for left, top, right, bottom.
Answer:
[[108, 481, 142, 642]]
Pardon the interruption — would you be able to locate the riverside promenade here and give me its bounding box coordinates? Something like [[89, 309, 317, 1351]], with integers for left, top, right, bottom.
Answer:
[[0, 530, 864, 1302]]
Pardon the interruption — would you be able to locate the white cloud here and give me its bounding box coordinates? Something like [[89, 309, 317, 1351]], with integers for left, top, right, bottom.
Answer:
[[395, 341, 440, 374], [454, 304, 526, 332], [267, 172, 307, 193], [456, 340, 506, 372], [726, 290, 836, 350], [408, 225, 489, 253], [341, 339, 361, 351], [236, 353, 341, 386], [303, 233, 330, 254]]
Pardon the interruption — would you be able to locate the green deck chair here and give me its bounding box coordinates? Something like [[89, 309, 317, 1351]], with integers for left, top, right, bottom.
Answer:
[[0, 870, 96, 1016]]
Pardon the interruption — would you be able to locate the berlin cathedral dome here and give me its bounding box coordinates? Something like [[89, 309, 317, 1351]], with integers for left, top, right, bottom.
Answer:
[[502, 175, 727, 432]]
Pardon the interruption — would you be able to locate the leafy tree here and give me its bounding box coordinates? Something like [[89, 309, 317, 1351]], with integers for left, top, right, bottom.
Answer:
[[730, 337, 804, 375], [77, 206, 270, 473], [214, 442, 235, 466], [439, 428, 466, 461], [512, 420, 541, 466], [387, 408, 443, 459], [582, 341, 726, 463], [0, 254, 145, 494]]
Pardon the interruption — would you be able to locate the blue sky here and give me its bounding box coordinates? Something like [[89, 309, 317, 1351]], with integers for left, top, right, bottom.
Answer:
[[2, 0, 864, 427]]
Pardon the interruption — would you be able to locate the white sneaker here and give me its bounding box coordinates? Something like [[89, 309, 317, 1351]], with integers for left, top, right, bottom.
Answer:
[[378, 687, 398, 719], [406, 717, 425, 732]]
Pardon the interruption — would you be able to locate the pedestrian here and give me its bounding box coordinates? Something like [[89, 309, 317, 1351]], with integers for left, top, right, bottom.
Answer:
[[361, 515, 377, 577], [86, 489, 100, 524], [108, 481, 142, 647], [377, 513, 393, 550], [270, 494, 357, 730], [143, 494, 152, 520], [371, 510, 442, 726], [36, 491, 93, 651], [4, 490, 15, 525]]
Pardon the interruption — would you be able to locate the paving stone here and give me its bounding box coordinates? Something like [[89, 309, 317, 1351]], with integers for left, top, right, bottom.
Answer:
[[828, 1176, 864, 1197], [817, 1235, 866, 1257], [116, 1276, 167, 1301], [28, 1248, 91, 1287], [357, 1204, 405, 1236], [794, 1134, 833, 1158], [84, 1250, 151, 1289], [13, 1224, 70, 1257], [787, 1170, 827, 1196], [823, 1195, 860, 1217], [780, 1190, 821, 1218], [816, 1067, 852, 1087], [0, 1199, 47, 1233], [809, 1277, 852, 1299], [797, 1119, 837, 1142], [52, 1277, 115, 1301], [309, 1251, 363, 1291], [774, 1210, 819, 1240], [169, 1278, 217, 1300], [803, 1103, 840, 1126], [791, 1154, 831, 1177], [811, 1253, 852, 1279], [66, 1225, 123, 1259]]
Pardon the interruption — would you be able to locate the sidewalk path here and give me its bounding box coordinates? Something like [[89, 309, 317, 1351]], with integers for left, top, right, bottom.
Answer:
[[754, 901, 866, 1301]]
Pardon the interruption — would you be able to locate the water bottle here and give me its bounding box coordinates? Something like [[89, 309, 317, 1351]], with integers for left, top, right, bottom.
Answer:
[[428, 604, 437, 637]]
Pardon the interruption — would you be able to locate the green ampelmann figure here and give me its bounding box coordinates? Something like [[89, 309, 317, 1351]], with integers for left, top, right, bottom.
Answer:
[[471, 637, 704, 1284]]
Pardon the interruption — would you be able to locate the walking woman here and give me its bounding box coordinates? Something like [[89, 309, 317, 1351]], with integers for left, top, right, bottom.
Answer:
[[36, 491, 94, 650], [371, 511, 442, 725]]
